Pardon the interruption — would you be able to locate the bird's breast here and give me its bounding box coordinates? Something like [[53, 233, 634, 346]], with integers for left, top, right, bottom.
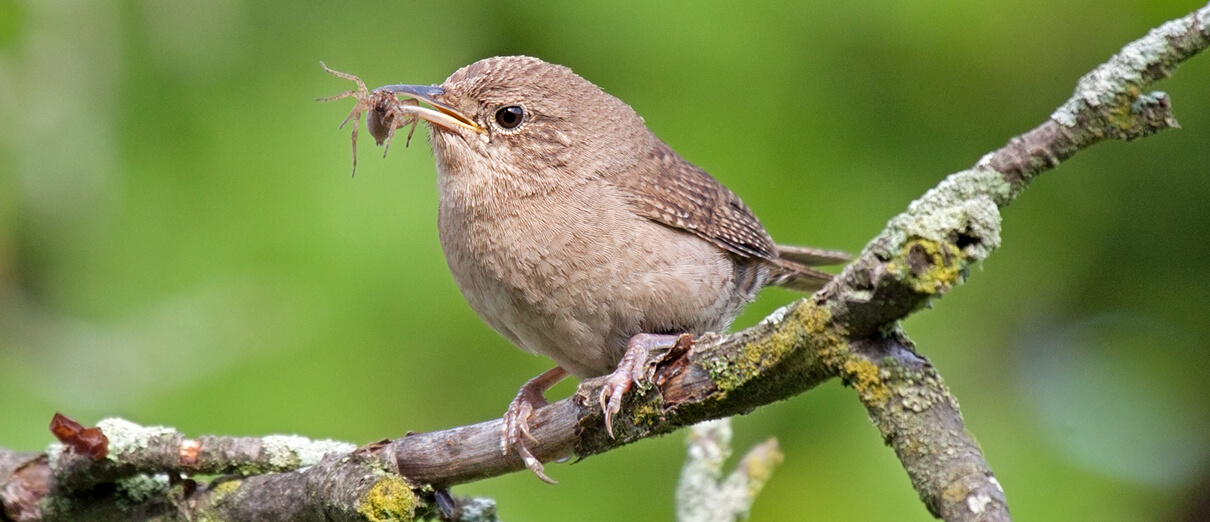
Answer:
[[435, 172, 755, 377]]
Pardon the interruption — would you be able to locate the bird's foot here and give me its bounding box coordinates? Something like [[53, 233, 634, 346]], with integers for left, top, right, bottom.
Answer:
[[600, 333, 694, 437], [501, 367, 569, 484]]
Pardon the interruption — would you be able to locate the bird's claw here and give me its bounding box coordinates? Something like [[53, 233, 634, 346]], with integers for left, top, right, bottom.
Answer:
[[501, 392, 556, 484], [500, 367, 568, 484], [600, 333, 694, 438]]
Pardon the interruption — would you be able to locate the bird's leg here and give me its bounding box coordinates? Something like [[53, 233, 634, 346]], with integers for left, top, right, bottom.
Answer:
[[502, 366, 569, 484], [600, 333, 694, 437]]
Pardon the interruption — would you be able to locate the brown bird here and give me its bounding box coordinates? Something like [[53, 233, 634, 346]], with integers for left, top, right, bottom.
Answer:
[[322, 56, 847, 483]]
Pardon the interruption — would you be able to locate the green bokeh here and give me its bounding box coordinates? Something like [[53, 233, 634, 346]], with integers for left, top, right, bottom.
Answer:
[[2, 1, 1209, 520]]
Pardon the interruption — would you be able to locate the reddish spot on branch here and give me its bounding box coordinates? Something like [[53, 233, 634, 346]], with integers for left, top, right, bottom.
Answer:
[[179, 439, 200, 466], [49, 413, 108, 461]]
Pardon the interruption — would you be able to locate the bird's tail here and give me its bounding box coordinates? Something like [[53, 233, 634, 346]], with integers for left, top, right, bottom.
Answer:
[[767, 244, 851, 293]]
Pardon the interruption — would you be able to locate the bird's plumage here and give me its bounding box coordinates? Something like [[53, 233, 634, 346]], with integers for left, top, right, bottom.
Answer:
[[322, 55, 849, 482], [422, 56, 843, 377], [614, 141, 778, 260]]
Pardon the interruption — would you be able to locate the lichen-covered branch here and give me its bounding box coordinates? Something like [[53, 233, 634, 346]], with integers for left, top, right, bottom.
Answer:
[[2, 4, 1207, 521], [675, 419, 783, 522], [986, 5, 1208, 189], [1, 435, 496, 522], [48, 418, 356, 492]]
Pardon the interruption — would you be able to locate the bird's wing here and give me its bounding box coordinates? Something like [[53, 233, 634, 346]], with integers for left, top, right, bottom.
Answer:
[[612, 142, 778, 260]]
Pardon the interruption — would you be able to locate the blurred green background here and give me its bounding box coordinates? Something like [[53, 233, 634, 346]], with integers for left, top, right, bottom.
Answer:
[[2, 1, 1209, 520]]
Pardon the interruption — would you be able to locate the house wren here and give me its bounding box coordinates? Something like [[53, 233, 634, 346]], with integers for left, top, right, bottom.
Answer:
[[322, 56, 847, 483]]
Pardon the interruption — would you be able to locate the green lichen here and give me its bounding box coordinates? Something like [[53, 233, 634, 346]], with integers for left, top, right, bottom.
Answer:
[[887, 239, 965, 295], [236, 460, 269, 476], [231, 435, 358, 476], [820, 329, 890, 407], [630, 396, 665, 428], [872, 169, 1004, 260], [196, 479, 244, 522], [1052, 8, 1193, 128], [40, 490, 76, 519], [699, 302, 854, 418], [261, 435, 306, 469], [706, 303, 841, 392], [875, 361, 961, 416], [357, 476, 415, 522], [116, 474, 168, 504], [210, 478, 243, 500], [802, 305, 853, 382], [96, 418, 176, 460], [841, 357, 891, 405]]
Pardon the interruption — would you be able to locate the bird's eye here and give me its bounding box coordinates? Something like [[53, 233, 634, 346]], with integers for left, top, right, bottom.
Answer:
[[495, 106, 524, 129]]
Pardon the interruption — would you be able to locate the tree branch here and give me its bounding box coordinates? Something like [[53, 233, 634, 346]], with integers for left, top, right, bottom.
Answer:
[[2, 4, 1207, 521], [675, 419, 783, 522]]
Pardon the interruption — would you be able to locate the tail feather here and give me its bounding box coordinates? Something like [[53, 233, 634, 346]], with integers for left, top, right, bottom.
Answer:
[[767, 244, 851, 293], [775, 244, 852, 266]]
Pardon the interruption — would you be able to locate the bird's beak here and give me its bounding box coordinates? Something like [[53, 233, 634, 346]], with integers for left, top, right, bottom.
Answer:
[[373, 84, 485, 134]]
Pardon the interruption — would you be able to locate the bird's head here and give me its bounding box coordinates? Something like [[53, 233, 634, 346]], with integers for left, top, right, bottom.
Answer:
[[378, 56, 656, 186]]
